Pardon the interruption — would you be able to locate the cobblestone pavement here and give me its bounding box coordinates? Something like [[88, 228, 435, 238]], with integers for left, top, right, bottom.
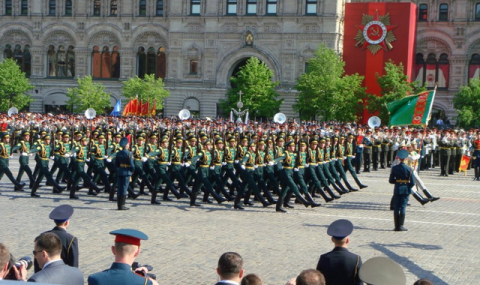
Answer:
[[0, 157, 479, 285]]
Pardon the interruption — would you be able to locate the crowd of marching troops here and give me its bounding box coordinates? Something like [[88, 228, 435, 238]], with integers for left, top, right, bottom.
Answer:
[[0, 113, 479, 212]]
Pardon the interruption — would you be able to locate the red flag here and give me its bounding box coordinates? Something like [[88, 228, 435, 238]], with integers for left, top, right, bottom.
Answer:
[[130, 98, 138, 116], [122, 100, 131, 116], [141, 101, 149, 116], [150, 99, 156, 117], [137, 99, 142, 116]]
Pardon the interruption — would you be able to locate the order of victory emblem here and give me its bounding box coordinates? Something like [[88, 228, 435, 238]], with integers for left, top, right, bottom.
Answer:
[[355, 10, 396, 55]]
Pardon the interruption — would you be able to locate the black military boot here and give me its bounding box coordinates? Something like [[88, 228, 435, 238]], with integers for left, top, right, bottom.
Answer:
[[397, 214, 408, 231], [343, 180, 358, 192], [276, 195, 287, 213], [412, 191, 429, 205], [325, 186, 341, 199], [423, 189, 440, 202], [353, 175, 368, 189]]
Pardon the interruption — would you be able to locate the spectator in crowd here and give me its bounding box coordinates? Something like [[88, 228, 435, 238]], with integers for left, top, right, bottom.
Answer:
[[436, 117, 444, 125], [0, 243, 26, 281], [215, 252, 244, 285], [296, 269, 325, 285], [88, 229, 158, 285], [316, 219, 362, 285], [240, 273, 263, 285], [413, 279, 434, 285], [34, 204, 79, 273], [29, 233, 83, 285], [359, 256, 405, 285]]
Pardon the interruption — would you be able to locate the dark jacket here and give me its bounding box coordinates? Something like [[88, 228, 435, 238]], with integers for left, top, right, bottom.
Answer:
[[28, 260, 83, 285], [88, 262, 152, 285], [316, 247, 363, 285]]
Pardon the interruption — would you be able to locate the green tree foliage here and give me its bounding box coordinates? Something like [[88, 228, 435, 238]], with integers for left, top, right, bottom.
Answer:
[[220, 57, 282, 118], [294, 44, 365, 121], [122, 74, 169, 110], [0, 58, 33, 111], [66, 76, 111, 114], [453, 78, 480, 128], [367, 60, 425, 123]]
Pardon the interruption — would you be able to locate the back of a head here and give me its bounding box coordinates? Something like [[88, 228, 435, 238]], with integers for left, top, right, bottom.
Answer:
[[296, 269, 326, 285], [217, 252, 243, 279], [35, 233, 62, 257], [241, 273, 263, 285], [413, 278, 435, 285], [0, 243, 10, 269]]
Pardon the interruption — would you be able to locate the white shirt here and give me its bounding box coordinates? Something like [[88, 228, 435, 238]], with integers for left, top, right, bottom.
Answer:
[[217, 280, 239, 285], [42, 258, 62, 269]]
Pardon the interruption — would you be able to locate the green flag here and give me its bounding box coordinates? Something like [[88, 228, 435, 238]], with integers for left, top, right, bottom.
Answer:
[[386, 90, 436, 127]]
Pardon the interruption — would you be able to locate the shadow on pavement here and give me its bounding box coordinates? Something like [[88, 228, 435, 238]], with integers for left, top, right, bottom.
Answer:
[[368, 242, 447, 285]]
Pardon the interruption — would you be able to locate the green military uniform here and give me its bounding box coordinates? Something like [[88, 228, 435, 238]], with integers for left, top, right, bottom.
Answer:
[[12, 132, 35, 189], [0, 134, 26, 192]]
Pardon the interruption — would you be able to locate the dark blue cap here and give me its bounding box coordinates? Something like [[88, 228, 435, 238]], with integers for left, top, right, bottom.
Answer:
[[110, 229, 148, 246], [397, 149, 408, 159], [327, 219, 354, 240], [119, 137, 129, 147], [49, 205, 74, 223]]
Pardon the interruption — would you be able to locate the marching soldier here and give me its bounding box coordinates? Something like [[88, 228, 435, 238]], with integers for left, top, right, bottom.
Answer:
[[129, 135, 156, 198], [372, 128, 382, 171], [70, 136, 103, 199], [89, 133, 112, 198], [239, 141, 271, 207], [54, 133, 75, 197], [0, 133, 26, 193], [12, 131, 35, 190], [30, 135, 66, 197], [115, 138, 134, 210], [363, 130, 373, 172]]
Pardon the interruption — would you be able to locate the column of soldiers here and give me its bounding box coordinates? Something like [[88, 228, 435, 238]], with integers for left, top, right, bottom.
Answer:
[[1, 112, 480, 212]]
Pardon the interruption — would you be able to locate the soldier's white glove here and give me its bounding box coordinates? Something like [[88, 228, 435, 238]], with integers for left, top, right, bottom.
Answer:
[[304, 164, 309, 168], [72, 153, 77, 157], [106, 158, 112, 163], [222, 162, 227, 166], [29, 153, 32, 157], [141, 157, 148, 162], [86, 158, 90, 162], [343, 156, 347, 159], [104, 156, 108, 159], [167, 162, 171, 166], [254, 165, 258, 169], [315, 163, 318, 166], [234, 160, 239, 164], [21, 152, 28, 156], [184, 162, 190, 167], [50, 156, 55, 160], [10, 155, 13, 158], [352, 156, 356, 159], [210, 166, 215, 170], [268, 161, 274, 166], [241, 165, 245, 170], [294, 168, 299, 172]]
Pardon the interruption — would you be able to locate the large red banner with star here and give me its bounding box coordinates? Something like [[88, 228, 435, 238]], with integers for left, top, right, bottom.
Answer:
[[343, 3, 417, 124]]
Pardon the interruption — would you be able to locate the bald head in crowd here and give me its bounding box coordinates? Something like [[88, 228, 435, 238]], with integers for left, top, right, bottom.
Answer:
[[296, 269, 326, 285], [240, 273, 263, 285]]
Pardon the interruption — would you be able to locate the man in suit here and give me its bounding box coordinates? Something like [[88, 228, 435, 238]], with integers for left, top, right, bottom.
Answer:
[[316, 219, 363, 285], [215, 252, 244, 285], [34, 204, 79, 273], [28, 233, 83, 285], [88, 229, 158, 285], [390, 149, 415, 231]]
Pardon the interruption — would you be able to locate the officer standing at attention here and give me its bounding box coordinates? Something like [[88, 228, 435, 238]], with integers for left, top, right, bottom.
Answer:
[[389, 149, 415, 231], [34, 204, 79, 273], [316, 219, 362, 285], [87, 229, 158, 285], [115, 137, 134, 210]]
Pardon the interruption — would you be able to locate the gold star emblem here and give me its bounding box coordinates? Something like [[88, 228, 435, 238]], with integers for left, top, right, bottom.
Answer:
[[355, 10, 397, 55]]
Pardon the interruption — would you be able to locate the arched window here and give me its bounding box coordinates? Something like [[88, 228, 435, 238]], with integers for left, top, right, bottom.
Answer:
[[110, 0, 118, 15], [92, 46, 120, 79], [46, 45, 75, 77], [137, 46, 166, 79], [139, 0, 147, 16], [93, 0, 101, 16], [5, 0, 12, 15], [65, 0, 72, 16], [417, 53, 449, 89], [49, 0, 56, 15], [469, 54, 480, 79], [21, 0, 28, 15], [4, 45, 31, 76], [439, 4, 448, 21], [156, 0, 164, 16], [418, 4, 427, 21], [476, 3, 480, 20]]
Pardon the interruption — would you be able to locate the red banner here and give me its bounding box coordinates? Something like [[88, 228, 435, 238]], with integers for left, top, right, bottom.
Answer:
[[460, 155, 470, 172], [412, 91, 430, 124], [344, 3, 417, 124]]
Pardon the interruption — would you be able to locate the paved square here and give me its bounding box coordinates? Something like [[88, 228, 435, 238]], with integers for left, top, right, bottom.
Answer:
[[0, 157, 479, 284]]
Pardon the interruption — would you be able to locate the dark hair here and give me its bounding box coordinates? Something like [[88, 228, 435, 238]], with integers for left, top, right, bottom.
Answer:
[[0, 243, 10, 270], [413, 278, 434, 285], [35, 233, 62, 256], [296, 269, 326, 285], [217, 252, 243, 279], [240, 273, 263, 285]]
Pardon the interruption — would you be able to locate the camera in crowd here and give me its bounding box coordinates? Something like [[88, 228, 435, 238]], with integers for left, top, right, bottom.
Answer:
[[4, 255, 33, 280], [132, 261, 156, 280]]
